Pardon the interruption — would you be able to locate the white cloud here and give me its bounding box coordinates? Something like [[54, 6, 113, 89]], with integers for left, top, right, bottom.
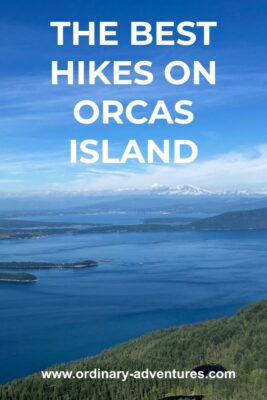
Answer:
[[70, 144, 267, 192], [1, 143, 267, 194]]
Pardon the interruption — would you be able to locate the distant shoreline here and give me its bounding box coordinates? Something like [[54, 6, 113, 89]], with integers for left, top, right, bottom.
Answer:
[[0, 260, 99, 270], [0, 278, 37, 283], [2, 206, 267, 241], [0, 272, 37, 283]]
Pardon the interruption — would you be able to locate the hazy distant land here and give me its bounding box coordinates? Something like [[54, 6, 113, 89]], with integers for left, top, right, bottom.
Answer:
[[1, 207, 267, 241], [0, 272, 37, 283], [0, 260, 98, 269]]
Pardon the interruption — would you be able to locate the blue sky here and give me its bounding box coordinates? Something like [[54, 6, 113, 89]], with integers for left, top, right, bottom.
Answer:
[[1, 0, 267, 193]]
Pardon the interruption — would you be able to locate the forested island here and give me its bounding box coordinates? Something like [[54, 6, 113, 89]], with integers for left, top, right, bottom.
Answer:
[[1, 300, 266, 399], [187, 207, 267, 230], [0, 272, 37, 282], [1, 207, 267, 241], [0, 260, 98, 269]]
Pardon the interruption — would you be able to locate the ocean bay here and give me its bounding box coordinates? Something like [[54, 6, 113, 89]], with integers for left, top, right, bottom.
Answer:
[[1, 212, 267, 383]]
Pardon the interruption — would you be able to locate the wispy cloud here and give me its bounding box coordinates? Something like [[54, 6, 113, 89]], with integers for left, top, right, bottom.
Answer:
[[1, 66, 267, 127], [68, 144, 267, 192], [2, 143, 267, 193]]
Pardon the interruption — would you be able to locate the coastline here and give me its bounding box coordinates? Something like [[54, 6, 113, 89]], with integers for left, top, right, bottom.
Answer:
[[0, 278, 37, 283], [0, 260, 99, 269], [1, 299, 266, 399]]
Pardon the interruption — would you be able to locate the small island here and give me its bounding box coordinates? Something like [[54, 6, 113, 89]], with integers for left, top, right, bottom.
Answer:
[[0, 260, 98, 270], [0, 272, 37, 283]]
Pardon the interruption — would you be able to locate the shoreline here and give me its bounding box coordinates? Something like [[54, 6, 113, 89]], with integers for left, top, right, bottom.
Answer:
[[0, 260, 99, 270], [1, 299, 266, 399], [0, 279, 37, 283]]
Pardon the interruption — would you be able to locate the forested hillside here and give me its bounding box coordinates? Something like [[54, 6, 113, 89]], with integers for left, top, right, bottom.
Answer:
[[188, 207, 267, 230], [1, 300, 266, 400]]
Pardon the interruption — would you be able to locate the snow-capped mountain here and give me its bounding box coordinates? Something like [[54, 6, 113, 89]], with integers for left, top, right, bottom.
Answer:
[[113, 184, 267, 196], [219, 189, 267, 196], [150, 184, 212, 196]]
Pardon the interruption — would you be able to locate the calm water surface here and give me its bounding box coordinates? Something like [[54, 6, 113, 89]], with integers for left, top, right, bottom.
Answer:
[[0, 212, 266, 383]]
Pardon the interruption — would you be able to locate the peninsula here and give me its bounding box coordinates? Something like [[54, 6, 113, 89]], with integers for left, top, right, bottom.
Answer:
[[0, 272, 37, 282], [0, 260, 98, 270]]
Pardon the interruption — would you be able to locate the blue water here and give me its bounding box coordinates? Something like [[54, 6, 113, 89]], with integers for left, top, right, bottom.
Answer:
[[0, 215, 267, 383], [11, 210, 211, 225]]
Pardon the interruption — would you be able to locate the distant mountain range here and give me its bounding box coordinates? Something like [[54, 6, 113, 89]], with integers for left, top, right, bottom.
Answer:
[[150, 184, 212, 195], [2, 185, 267, 201], [117, 184, 267, 196]]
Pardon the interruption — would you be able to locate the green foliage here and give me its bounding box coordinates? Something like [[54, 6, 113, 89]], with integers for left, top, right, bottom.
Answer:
[[2, 206, 267, 241], [0, 260, 98, 269], [1, 300, 266, 400], [189, 207, 267, 230], [0, 272, 37, 282]]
